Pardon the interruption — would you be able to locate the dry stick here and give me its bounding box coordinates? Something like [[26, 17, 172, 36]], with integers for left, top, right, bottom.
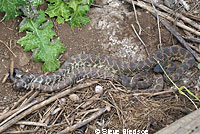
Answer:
[[10, 58, 14, 77], [79, 108, 100, 117], [0, 40, 17, 57], [2, 73, 9, 84], [51, 108, 64, 126], [108, 92, 124, 125], [127, 0, 200, 36], [131, 24, 150, 56], [126, 0, 200, 60], [182, 12, 200, 23], [33, 103, 55, 133], [151, 1, 162, 47], [142, 0, 200, 31], [16, 121, 47, 127], [3, 130, 36, 134], [160, 19, 200, 62], [189, 1, 200, 13], [11, 90, 34, 110], [58, 106, 110, 134], [66, 103, 85, 118], [183, 37, 200, 44], [131, 89, 176, 97], [131, 0, 142, 35], [188, 44, 200, 54], [0, 81, 98, 133], [22, 91, 40, 106], [0, 105, 26, 123], [0, 100, 38, 126]]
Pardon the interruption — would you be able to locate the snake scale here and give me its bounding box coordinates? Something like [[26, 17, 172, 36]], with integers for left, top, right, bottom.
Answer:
[[11, 45, 195, 92]]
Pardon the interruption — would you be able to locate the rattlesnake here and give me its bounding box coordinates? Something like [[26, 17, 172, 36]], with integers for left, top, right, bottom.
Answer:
[[11, 45, 195, 92]]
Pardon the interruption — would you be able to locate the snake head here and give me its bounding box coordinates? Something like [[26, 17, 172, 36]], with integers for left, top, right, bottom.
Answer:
[[9, 68, 23, 82]]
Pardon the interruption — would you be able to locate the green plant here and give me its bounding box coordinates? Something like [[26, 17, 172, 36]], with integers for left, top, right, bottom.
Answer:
[[0, 0, 94, 72], [45, 0, 94, 28], [154, 57, 200, 109], [0, 0, 27, 20], [17, 10, 66, 72]]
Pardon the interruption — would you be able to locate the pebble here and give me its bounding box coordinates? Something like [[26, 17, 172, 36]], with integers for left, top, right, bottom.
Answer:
[[69, 94, 80, 101], [60, 98, 66, 104], [95, 85, 104, 94]]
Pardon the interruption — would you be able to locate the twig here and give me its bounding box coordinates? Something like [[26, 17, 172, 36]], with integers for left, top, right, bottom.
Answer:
[[1, 73, 9, 84], [91, 4, 103, 8], [131, 24, 150, 56], [131, 89, 176, 97], [151, 1, 162, 48], [183, 37, 200, 44], [16, 121, 47, 127], [67, 103, 86, 119], [0, 40, 17, 57], [131, 0, 200, 31], [131, 0, 142, 35], [33, 102, 55, 132], [0, 100, 38, 126], [155, 1, 199, 31], [184, 14, 200, 23], [9, 58, 14, 80], [188, 44, 200, 54], [0, 81, 98, 133], [11, 90, 34, 110], [58, 106, 110, 134], [0, 105, 26, 122], [108, 92, 124, 125], [22, 91, 40, 106], [160, 19, 200, 62], [189, 1, 200, 12], [124, 0, 200, 36], [51, 109, 64, 126], [3, 130, 36, 134], [81, 94, 100, 109], [47, 122, 67, 128], [79, 108, 100, 116]]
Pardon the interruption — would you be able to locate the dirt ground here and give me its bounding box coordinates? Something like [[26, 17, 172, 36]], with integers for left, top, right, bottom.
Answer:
[[0, 0, 200, 133]]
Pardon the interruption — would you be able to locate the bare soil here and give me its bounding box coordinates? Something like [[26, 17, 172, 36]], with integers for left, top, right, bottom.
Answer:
[[0, 0, 199, 133]]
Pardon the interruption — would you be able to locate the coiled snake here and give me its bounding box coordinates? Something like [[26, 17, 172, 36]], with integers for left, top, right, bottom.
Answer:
[[11, 45, 195, 92]]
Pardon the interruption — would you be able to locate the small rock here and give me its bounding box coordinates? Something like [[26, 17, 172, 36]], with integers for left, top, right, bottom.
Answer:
[[95, 85, 104, 94], [69, 94, 80, 101], [20, 124, 25, 129], [51, 107, 61, 115], [60, 98, 66, 104]]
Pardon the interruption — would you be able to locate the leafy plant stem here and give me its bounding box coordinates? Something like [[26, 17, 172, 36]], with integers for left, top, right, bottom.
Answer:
[[153, 57, 200, 109]]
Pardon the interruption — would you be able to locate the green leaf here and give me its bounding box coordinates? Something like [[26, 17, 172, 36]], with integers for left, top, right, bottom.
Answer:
[[0, 0, 27, 20], [34, 38, 65, 71], [45, 0, 71, 24], [32, 0, 44, 8], [69, 4, 90, 28], [81, 0, 94, 5], [198, 63, 200, 70], [45, 0, 93, 28], [17, 10, 66, 72]]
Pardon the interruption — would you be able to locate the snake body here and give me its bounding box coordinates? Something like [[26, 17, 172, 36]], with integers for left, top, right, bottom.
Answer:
[[12, 45, 195, 92]]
